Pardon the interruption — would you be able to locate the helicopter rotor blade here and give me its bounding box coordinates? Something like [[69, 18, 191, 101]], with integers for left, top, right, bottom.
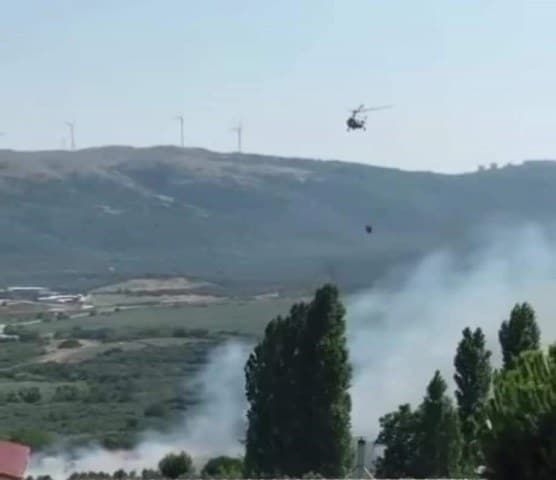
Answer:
[[360, 105, 392, 112]]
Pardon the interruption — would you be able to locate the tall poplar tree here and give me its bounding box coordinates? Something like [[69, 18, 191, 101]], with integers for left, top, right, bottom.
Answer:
[[244, 285, 352, 477], [499, 302, 540, 369], [454, 327, 492, 469]]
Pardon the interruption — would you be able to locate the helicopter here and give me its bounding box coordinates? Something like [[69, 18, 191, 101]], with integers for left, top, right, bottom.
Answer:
[[346, 104, 392, 131]]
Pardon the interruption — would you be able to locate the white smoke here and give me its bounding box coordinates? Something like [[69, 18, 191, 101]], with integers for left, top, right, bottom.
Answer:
[[29, 341, 252, 479], [348, 222, 556, 441]]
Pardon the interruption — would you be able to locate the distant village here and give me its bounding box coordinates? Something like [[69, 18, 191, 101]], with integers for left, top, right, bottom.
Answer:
[[0, 286, 93, 342], [0, 286, 87, 305]]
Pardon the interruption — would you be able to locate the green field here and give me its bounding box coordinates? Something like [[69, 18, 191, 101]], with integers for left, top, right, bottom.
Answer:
[[0, 296, 298, 452], [20, 297, 299, 337]]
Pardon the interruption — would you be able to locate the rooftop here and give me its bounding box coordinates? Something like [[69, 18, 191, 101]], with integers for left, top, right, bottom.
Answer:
[[0, 441, 30, 480]]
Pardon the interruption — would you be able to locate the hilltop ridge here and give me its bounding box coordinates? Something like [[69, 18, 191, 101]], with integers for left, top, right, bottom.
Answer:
[[1, 147, 556, 293]]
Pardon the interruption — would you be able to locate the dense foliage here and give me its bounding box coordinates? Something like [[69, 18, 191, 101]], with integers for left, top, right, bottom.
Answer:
[[375, 302, 553, 479], [376, 372, 462, 478], [245, 284, 352, 477], [414, 371, 462, 477], [482, 347, 556, 480], [374, 404, 419, 477], [201, 456, 244, 478], [454, 327, 492, 470], [499, 302, 540, 369], [158, 452, 194, 479], [0, 333, 217, 450]]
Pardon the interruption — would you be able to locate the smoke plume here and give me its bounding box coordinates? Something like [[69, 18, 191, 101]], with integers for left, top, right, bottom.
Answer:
[[29, 341, 252, 478], [348, 223, 556, 442]]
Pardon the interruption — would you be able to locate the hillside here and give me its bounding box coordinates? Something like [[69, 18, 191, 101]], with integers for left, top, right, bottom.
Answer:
[[1, 147, 555, 293]]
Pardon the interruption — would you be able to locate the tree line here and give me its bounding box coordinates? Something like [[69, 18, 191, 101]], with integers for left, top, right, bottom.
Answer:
[[374, 302, 543, 478], [26, 453, 244, 480], [243, 285, 555, 479]]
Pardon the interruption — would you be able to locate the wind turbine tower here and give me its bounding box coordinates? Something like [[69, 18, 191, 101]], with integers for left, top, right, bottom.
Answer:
[[176, 115, 184, 147], [65, 122, 75, 151], [231, 122, 243, 153]]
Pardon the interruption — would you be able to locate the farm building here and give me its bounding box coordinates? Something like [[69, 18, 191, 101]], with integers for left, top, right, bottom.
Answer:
[[0, 441, 30, 480], [4, 287, 54, 301]]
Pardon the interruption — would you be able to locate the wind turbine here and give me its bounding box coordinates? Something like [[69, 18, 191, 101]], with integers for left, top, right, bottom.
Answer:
[[231, 122, 243, 153], [176, 115, 184, 147], [65, 121, 75, 150]]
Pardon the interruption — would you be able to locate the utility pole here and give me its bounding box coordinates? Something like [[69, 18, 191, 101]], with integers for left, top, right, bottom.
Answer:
[[231, 122, 242, 153], [176, 115, 184, 147], [65, 122, 75, 150]]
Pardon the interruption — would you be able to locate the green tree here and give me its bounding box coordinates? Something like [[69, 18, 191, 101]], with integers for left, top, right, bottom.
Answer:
[[298, 285, 353, 477], [414, 371, 463, 478], [113, 469, 126, 480], [19, 386, 41, 403], [244, 304, 306, 476], [158, 452, 193, 479], [499, 302, 540, 369], [482, 346, 556, 480], [244, 284, 352, 478], [201, 456, 243, 478], [374, 404, 420, 477], [454, 327, 492, 469]]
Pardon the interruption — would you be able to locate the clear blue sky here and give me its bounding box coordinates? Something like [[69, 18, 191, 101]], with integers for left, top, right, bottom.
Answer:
[[1, 0, 556, 172]]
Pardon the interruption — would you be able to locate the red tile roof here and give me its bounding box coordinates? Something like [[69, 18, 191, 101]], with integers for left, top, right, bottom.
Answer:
[[0, 441, 31, 480]]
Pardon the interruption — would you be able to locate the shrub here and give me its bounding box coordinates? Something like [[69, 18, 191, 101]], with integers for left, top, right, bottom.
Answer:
[[113, 469, 126, 480], [58, 339, 82, 349], [125, 417, 139, 429], [19, 386, 41, 403], [172, 328, 188, 338], [53, 385, 80, 401], [101, 432, 136, 451], [5, 391, 19, 403], [158, 452, 194, 479], [201, 456, 244, 478], [144, 402, 167, 418]]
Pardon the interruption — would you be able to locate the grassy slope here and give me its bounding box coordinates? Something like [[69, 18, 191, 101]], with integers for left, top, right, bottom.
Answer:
[[2, 148, 556, 292]]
